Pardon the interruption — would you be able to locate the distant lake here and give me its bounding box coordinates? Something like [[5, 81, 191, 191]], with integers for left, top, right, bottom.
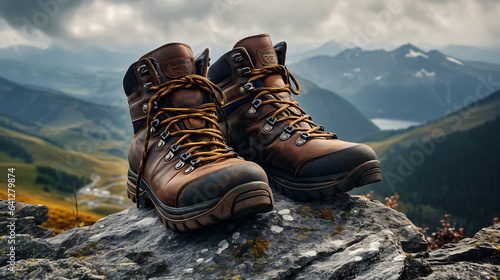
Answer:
[[371, 118, 420, 130]]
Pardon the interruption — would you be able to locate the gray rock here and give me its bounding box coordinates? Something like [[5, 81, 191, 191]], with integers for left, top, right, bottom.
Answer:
[[0, 200, 53, 238], [418, 224, 500, 279], [0, 195, 497, 279]]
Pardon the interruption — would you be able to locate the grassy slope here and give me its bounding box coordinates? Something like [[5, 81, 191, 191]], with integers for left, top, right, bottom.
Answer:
[[0, 119, 129, 234], [0, 74, 134, 233]]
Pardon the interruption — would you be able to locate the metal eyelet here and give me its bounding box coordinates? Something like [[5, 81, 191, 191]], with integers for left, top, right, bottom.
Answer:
[[239, 82, 255, 95], [171, 143, 181, 153], [150, 119, 160, 133], [296, 132, 310, 146], [236, 67, 251, 76], [319, 125, 325, 131], [160, 131, 170, 139], [180, 153, 192, 161], [184, 159, 201, 174], [263, 117, 277, 132], [152, 101, 158, 110], [165, 152, 174, 162], [138, 65, 148, 76], [142, 103, 149, 113], [158, 139, 165, 149], [248, 99, 262, 116], [165, 143, 180, 162], [224, 146, 238, 156], [232, 53, 243, 63], [184, 166, 194, 174], [143, 82, 153, 92], [175, 153, 192, 170], [157, 131, 170, 149], [175, 161, 185, 169], [280, 125, 295, 141]]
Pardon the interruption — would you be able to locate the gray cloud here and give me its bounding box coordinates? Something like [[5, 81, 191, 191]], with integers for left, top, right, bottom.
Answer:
[[0, 0, 83, 38], [0, 0, 499, 54]]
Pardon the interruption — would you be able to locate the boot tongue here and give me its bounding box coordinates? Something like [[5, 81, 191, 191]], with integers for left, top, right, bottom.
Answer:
[[233, 33, 279, 69], [141, 43, 196, 80], [141, 43, 205, 129], [234, 33, 288, 89]]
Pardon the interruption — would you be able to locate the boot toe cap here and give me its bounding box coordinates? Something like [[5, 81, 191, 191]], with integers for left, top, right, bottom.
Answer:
[[177, 161, 269, 207], [296, 143, 378, 178]]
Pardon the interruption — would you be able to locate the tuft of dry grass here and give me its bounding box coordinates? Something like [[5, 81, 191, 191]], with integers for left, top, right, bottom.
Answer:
[[1, 190, 102, 235], [41, 207, 100, 235]]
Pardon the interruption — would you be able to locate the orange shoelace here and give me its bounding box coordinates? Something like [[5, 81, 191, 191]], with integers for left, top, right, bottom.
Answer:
[[247, 65, 337, 139], [135, 74, 235, 207]]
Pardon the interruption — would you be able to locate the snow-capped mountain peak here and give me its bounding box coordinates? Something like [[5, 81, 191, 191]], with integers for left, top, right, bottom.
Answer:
[[289, 43, 500, 123], [406, 48, 429, 59], [446, 56, 463, 66], [415, 68, 435, 78]]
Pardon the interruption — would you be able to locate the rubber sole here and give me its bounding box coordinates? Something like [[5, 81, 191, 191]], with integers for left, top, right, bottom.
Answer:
[[267, 160, 382, 201], [126, 174, 274, 232]]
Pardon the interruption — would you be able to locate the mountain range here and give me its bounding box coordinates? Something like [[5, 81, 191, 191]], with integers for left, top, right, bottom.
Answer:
[[289, 40, 500, 64], [0, 45, 133, 72], [290, 44, 500, 123], [0, 76, 129, 132], [287, 39, 398, 63], [0, 58, 125, 106]]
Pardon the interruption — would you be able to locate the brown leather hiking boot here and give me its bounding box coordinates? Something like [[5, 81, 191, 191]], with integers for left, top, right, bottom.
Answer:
[[123, 43, 273, 231], [207, 34, 382, 200]]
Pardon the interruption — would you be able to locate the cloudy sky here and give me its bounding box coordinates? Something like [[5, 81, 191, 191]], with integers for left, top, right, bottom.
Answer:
[[0, 0, 499, 56]]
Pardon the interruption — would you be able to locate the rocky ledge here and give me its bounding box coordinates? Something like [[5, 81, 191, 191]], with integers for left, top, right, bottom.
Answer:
[[0, 194, 499, 279]]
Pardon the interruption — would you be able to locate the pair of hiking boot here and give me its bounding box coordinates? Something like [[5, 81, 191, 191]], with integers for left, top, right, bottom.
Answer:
[[123, 34, 381, 232]]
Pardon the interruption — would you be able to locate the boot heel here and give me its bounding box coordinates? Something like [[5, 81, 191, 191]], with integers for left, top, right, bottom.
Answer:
[[127, 169, 154, 208], [126, 179, 138, 203]]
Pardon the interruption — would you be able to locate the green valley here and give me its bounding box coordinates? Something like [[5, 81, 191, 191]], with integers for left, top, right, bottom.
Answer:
[[353, 90, 500, 235], [0, 76, 133, 228]]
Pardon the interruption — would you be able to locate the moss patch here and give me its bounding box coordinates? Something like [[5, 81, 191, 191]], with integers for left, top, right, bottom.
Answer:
[[233, 237, 272, 259], [295, 226, 320, 239], [330, 225, 344, 236], [297, 205, 336, 221], [70, 242, 97, 258]]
